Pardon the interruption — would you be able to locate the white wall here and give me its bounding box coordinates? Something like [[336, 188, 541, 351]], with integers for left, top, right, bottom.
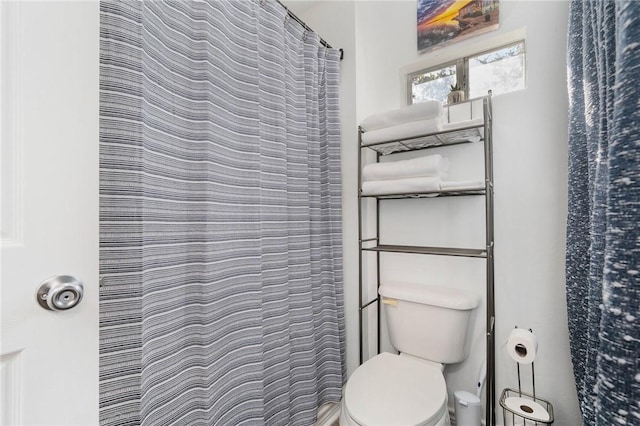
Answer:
[[293, 1, 580, 424]]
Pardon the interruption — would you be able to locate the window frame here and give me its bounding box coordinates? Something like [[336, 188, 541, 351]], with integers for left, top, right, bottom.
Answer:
[[407, 40, 526, 105]]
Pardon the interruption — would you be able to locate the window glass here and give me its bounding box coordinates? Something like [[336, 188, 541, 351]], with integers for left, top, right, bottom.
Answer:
[[468, 42, 525, 98], [408, 41, 526, 105], [410, 64, 457, 105]]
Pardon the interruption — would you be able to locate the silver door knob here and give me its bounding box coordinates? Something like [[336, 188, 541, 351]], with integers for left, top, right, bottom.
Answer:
[[36, 275, 84, 311]]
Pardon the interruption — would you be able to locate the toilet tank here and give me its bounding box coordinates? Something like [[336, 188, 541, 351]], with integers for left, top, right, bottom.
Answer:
[[379, 282, 480, 364]]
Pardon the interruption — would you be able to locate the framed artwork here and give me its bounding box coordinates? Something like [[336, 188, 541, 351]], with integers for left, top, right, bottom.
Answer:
[[417, 0, 500, 52]]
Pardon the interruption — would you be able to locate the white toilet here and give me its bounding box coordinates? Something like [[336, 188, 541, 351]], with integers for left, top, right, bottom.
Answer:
[[340, 281, 480, 426]]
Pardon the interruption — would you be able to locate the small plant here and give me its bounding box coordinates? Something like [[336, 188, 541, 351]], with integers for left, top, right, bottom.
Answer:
[[447, 84, 465, 104]]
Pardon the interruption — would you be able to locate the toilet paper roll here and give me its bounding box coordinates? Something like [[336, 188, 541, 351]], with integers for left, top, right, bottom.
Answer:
[[504, 396, 550, 422], [506, 328, 538, 364]]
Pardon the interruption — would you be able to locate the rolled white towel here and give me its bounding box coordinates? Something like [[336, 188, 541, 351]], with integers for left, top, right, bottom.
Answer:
[[360, 100, 443, 132], [441, 117, 484, 131], [362, 154, 449, 182], [440, 179, 486, 191], [361, 176, 441, 196], [361, 118, 442, 145]]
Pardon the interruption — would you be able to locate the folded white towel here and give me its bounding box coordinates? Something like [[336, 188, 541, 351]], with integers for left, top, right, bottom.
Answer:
[[362, 154, 449, 182], [360, 100, 443, 132], [441, 117, 484, 131], [361, 118, 442, 145], [440, 180, 486, 191], [361, 176, 441, 196]]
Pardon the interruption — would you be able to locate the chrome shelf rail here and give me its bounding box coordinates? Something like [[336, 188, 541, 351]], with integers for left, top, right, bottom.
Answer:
[[362, 244, 487, 258], [361, 125, 484, 155], [359, 188, 486, 200]]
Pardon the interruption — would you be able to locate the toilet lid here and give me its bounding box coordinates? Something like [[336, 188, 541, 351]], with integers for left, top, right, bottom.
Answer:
[[344, 353, 447, 426]]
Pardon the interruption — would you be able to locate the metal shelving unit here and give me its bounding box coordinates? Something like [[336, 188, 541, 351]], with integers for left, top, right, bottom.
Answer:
[[357, 93, 495, 425]]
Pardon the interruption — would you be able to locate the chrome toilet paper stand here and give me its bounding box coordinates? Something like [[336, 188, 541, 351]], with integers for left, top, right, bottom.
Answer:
[[499, 327, 554, 425]]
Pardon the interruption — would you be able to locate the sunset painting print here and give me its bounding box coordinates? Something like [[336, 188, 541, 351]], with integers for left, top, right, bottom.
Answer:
[[418, 0, 499, 52]]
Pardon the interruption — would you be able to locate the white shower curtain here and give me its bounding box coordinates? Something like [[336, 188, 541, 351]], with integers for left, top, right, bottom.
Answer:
[[99, 1, 345, 424]]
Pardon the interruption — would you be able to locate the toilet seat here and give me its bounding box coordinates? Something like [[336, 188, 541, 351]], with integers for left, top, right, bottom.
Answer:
[[344, 352, 448, 426]]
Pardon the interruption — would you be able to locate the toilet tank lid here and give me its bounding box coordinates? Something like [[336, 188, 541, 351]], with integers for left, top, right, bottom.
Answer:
[[379, 282, 480, 310]]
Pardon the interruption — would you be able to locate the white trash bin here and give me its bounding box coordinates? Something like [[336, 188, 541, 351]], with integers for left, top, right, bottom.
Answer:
[[454, 391, 482, 426]]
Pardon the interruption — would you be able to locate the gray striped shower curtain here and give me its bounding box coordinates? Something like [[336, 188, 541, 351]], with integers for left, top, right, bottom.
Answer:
[[99, 1, 344, 425]]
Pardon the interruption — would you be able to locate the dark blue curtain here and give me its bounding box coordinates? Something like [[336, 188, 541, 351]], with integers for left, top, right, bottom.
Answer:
[[566, 1, 640, 424]]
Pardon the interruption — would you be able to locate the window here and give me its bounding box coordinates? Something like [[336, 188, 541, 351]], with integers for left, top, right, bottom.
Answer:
[[409, 41, 525, 105], [468, 42, 525, 98], [409, 63, 457, 106]]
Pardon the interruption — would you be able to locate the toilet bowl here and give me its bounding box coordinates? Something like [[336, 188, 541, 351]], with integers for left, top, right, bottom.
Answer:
[[340, 282, 479, 426], [339, 353, 449, 426]]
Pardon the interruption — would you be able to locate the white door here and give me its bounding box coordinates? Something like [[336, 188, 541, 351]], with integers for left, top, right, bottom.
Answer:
[[1, 2, 99, 425]]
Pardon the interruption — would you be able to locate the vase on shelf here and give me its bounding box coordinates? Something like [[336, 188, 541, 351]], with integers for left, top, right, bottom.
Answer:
[[447, 89, 465, 105]]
